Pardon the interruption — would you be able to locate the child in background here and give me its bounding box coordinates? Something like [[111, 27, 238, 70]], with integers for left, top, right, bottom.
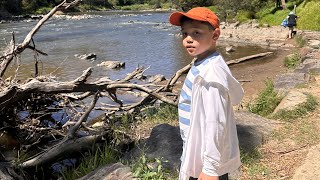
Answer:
[[169, 7, 244, 180]]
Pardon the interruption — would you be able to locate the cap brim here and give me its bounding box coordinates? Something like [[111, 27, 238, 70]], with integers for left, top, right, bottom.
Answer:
[[169, 12, 185, 26], [169, 12, 207, 26]]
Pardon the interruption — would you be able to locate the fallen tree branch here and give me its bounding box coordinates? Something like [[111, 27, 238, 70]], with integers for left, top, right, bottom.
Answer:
[[227, 52, 274, 65], [20, 133, 106, 168], [67, 92, 99, 139], [0, 0, 82, 77], [164, 58, 196, 91]]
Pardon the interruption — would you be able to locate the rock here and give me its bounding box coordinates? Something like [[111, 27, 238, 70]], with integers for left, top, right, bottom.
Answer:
[[97, 61, 125, 69], [77, 162, 133, 180], [225, 46, 235, 52], [126, 124, 183, 171], [273, 90, 308, 114], [274, 73, 310, 91], [294, 59, 320, 74], [229, 21, 240, 28], [74, 53, 96, 61], [309, 40, 320, 49], [235, 111, 280, 152], [147, 74, 166, 83]]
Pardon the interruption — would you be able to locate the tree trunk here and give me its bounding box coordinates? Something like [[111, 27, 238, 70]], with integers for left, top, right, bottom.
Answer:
[[281, 0, 287, 9]]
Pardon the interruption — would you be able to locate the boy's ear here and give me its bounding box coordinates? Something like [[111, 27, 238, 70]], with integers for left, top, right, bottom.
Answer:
[[212, 28, 220, 40]]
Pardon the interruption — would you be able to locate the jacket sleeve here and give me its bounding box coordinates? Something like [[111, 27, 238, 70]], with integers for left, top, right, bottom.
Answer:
[[201, 82, 229, 176]]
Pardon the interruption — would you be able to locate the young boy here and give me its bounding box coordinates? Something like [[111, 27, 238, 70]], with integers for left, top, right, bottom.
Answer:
[[169, 7, 244, 180]]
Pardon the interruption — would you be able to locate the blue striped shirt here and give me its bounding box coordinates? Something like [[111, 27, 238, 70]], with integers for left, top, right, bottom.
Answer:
[[178, 52, 219, 141]]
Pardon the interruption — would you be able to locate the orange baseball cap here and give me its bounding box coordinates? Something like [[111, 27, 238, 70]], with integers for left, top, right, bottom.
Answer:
[[169, 7, 220, 29]]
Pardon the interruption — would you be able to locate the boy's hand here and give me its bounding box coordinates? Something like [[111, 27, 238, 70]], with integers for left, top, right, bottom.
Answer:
[[198, 172, 219, 180]]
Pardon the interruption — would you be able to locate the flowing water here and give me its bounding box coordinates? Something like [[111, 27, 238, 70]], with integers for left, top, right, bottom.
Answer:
[[0, 11, 271, 81]]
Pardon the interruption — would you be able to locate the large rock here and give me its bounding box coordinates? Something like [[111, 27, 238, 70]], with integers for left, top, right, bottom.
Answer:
[[273, 90, 308, 114], [127, 124, 183, 171], [97, 61, 125, 69], [294, 58, 320, 74], [77, 162, 133, 180], [74, 53, 97, 61], [274, 72, 310, 91], [235, 111, 280, 152], [309, 40, 320, 49]]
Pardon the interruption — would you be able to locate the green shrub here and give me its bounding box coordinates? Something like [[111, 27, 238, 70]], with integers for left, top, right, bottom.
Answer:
[[259, 9, 290, 26], [296, 1, 320, 30], [35, 7, 51, 14], [273, 94, 318, 121], [236, 10, 255, 23], [131, 154, 174, 179], [248, 80, 283, 117], [283, 53, 302, 69], [120, 4, 151, 11], [294, 34, 306, 47]]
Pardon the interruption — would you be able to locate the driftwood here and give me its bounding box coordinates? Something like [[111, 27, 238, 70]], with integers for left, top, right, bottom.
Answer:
[[0, 0, 81, 77], [227, 52, 274, 65]]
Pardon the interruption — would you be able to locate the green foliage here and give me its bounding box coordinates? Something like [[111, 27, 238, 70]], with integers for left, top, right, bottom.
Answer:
[[248, 80, 283, 117], [236, 10, 255, 22], [35, 7, 51, 14], [273, 94, 318, 121], [145, 103, 178, 124], [60, 145, 119, 180], [296, 1, 320, 30], [131, 154, 173, 179], [295, 34, 306, 47], [259, 9, 290, 26], [119, 3, 152, 10], [283, 53, 302, 69]]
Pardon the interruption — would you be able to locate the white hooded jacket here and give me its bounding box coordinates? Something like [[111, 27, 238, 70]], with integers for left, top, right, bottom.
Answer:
[[179, 55, 244, 179]]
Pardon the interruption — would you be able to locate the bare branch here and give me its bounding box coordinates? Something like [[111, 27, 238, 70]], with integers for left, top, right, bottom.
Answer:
[[67, 92, 99, 139]]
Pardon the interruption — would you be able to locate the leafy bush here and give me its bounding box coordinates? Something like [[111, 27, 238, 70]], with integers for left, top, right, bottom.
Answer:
[[236, 10, 255, 23], [248, 80, 283, 117], [132, 155, 172, 179], [294, 34, 306, 47], [296, 1, 320, 30], [259, 9, 290, 26]]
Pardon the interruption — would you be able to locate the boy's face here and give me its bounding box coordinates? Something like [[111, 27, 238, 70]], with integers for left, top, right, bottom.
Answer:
[[181, 20, 218, 60]]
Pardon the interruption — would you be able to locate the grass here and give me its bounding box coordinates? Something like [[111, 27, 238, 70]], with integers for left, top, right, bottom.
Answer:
[[248, 80, 283, 117], [283, 53, 302, 69], [240, 149, 270, 179], [144, 103, 178, 125], [294, 34, 306, 47], [60, 144, 119, 180], [273, 93, 318, 121], [236, 10, 255, 23], [296, 1, 320, 31]]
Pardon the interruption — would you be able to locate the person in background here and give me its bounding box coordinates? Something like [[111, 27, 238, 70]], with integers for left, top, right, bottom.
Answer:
[[287, 11, 298, 39], [169, 7, 244, 180]]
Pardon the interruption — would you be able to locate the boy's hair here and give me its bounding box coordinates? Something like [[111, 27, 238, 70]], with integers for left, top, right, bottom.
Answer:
[[180, 16, 215, 31]]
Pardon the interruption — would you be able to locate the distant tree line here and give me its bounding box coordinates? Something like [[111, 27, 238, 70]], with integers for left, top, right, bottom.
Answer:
[[0, 0, 300, 16]]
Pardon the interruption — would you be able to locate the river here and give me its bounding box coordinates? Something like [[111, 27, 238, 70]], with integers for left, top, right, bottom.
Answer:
[[0, 11, 271, 82]]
